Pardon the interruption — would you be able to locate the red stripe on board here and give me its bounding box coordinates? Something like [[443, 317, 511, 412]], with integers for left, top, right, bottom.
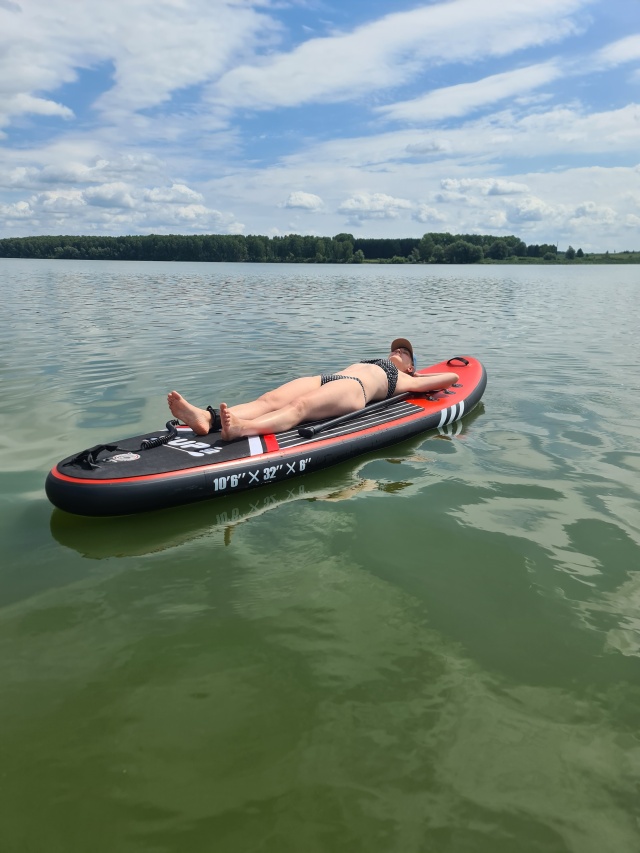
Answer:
[[263, 433, 280, 452]]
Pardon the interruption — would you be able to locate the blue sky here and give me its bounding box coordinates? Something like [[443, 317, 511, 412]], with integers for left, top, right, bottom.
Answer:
[[1, 0, 639, 251]]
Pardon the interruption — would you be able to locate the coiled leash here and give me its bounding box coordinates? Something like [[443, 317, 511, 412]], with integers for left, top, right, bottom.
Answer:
[[140, 420, 180, 450]]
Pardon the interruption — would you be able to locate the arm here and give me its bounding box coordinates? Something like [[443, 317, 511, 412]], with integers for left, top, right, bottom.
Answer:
[[395, 371, 459, 395]]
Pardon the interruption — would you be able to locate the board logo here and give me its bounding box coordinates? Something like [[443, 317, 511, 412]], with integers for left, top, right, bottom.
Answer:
[[167, 437, 222, 457], [109, 453, 141, 463]]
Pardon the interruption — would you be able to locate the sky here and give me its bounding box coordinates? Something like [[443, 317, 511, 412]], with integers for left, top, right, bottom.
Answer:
[[1, 0, 639, 251]]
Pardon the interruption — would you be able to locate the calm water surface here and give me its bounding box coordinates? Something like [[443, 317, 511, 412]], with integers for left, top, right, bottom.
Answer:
[[1, 258, 639, 853]]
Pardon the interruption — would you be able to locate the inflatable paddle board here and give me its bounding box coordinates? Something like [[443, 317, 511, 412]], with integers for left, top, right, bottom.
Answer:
[[46, 356, 486, 517]]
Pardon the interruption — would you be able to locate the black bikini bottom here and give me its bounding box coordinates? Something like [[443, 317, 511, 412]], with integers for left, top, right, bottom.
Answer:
[[320, 374, 367, 403]]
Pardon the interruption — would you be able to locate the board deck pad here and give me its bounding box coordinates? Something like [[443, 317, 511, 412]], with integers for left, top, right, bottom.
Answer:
[[59, 426, 264, 479], [59, 401, 429, 479]]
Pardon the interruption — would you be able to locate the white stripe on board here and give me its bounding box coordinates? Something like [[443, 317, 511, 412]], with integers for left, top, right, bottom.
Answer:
[[248, 436, 263, 456], [445, 404, 458, 426]]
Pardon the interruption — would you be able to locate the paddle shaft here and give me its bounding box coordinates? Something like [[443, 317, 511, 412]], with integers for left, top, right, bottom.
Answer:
[[297, 393, 411, 438]]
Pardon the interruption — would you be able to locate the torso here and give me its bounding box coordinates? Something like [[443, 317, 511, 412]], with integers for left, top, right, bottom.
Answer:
[[359, 359, 398, 398], [333, 360, 399, 402]]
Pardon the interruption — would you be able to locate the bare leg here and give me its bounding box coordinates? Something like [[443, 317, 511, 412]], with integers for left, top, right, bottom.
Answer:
[[220, 379, 365, 440], [167, 391, 211, 435], [229, 376, 322, 420], [167, 376, 322, 435]]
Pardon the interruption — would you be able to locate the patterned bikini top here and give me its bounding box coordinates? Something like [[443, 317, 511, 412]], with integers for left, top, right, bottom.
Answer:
[[359, 358, 398, 398]]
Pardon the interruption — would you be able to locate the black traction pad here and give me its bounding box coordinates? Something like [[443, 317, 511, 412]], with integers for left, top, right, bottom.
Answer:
[[59, 426, 260, 479], [56, 399, 427, 481]]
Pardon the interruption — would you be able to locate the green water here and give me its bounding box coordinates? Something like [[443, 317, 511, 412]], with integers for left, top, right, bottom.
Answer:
[[1, 259, 639, 852]]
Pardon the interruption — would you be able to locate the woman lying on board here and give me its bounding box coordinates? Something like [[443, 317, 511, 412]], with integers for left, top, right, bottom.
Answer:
[[167, 337, 459, 441]]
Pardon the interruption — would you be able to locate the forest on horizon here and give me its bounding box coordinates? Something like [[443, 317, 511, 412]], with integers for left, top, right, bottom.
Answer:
[[0, 231, 635, 264]]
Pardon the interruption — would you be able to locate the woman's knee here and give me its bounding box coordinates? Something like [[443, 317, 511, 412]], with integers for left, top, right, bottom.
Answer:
[[258, 389, 282, 409], [290, 397, 309, 421]]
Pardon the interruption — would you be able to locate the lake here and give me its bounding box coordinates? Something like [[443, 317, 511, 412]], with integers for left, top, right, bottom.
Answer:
[[1, 258, 639, 853]]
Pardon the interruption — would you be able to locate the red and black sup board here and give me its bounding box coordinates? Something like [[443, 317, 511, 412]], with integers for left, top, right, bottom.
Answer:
[[46, 356, 486, 517]]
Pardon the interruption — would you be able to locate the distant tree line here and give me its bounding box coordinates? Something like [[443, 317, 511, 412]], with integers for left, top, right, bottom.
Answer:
[[0, 232, 564, 264]]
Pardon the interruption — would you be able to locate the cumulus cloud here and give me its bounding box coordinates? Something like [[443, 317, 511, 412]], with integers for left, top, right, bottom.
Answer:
[[433, 190, 471, 205], [85, 182, 136, 208], [142, 184, 204, 204], [441, 178, 530, 195], [413, 204, 446, 223], [378, 62, 562, 123], [0, 153, 168, 194], [338, 192, 413, 221], [0, 179, 243, 235], [283, 191, 324, 210], [486, 210, 508, 228], [0, 200, 33, 220], [570, 200, 616, 224], [506, 195, 560, 222]]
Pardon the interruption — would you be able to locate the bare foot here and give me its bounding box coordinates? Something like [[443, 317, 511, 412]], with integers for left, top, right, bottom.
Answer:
[[220, 402, 246, 441], [167, 391, 211, 435]]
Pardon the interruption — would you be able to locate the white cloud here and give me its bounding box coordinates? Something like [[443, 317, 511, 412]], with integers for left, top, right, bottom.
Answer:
[[1, 93, 74, 125], [441, 178, 530, 195], [142, 184, 204, 204], [338, 192, 413, 221], [213, 0, 589, 110], [0, 200, 33, 220], [434, 190, 472, 205], [506, 195, 561, 222], [413, 204, 446, 224], [0, 0, 280, 124], [570, 200, 616, 224], [284, 191, 324, 210], [0, 179, 243, 235], [85, 182, 136, 208], [596, 34, 640, 66], [406, 139, 452, 155], [279, 102, 640, 175], [486, 210, 508, 228], [0, 153, 166, 192], [378, 62, 562, 123]]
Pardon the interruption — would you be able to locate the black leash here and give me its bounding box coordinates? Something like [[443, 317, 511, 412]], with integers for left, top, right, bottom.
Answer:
[[140, 420, 180, 449]]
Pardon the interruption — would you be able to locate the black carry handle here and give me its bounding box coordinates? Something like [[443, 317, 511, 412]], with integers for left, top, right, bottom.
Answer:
[[447, 356, 469, 366], [298, 393, 411, 438], [63, 443, 124, 470]]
